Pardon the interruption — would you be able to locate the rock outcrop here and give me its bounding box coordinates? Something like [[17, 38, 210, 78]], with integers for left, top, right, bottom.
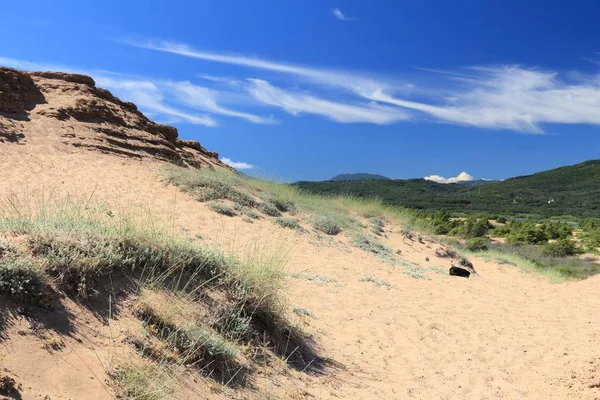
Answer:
[[0, 67, 231, 170]]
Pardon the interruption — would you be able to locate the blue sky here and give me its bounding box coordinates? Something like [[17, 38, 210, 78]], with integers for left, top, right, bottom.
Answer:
[[2, 0, 600, 182]]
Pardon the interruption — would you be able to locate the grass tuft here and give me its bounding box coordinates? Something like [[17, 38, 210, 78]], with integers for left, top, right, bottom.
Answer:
[[259, 202, 281, 217], [165, 168, 256, 208], [208, 202, 236, 217], [311, 215, 341, 235], [293, 306, 314, 318], [352, 232, 393, 259], [360, 276, 391, 288], [114, 363, 174, 400], [274, 217, 302, 230], [369, 217, 385, 236]]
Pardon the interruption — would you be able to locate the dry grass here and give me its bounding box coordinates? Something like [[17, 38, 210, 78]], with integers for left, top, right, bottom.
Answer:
[[165, 167, 428, 236], [113, 363, 175, 400], [0, 191, 319, 397]]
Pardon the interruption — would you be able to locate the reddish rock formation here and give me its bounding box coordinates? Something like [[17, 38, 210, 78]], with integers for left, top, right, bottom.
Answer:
[[0, 67, 231, 170]]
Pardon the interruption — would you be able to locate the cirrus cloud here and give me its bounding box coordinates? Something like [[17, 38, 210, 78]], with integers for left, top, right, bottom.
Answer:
[[332, 8, 357, 21], [127, 40, 600, 133], [0, 56, 271, 127], [246, 79, 411, 124]]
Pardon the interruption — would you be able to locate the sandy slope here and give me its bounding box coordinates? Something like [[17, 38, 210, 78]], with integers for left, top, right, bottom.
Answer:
[[1, 67, 599, 399], [0, 145, 599, 400]]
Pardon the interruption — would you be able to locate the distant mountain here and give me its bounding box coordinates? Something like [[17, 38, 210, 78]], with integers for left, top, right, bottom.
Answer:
[[331, 173, 391, 181], [295, 160, 600, 217]]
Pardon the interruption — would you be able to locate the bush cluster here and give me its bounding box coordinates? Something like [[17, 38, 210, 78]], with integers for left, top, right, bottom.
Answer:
[[495, 220, 573, 246], [450, 217, 493, 238], [541, 238, 583, 257], [429, 211, 492, 239], [0, 256, 47, 303], [580, 218, 600, 252], [465, 237, 489, 252]]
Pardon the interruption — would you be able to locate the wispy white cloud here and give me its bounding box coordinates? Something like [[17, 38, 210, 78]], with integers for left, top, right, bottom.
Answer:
[[424, 172, 473, 184], [127, 40, 600, 132], [124, 40, 386, 95], [162, 81, 271, 124], [332, 8, 357, 21], [6, 48, 600, 133], [370, 66, 600, 133], [95, 77, 218, 127], [246, 79, 410, 124], [0, 56, 269, 127], [221, 157, 254, 169]]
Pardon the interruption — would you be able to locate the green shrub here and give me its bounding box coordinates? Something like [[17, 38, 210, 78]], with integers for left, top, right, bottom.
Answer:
[[541, 239, 582, 257], [579, 218, 600, 252], [483, 243, 600, 280], [208, 202, 236, 217], [505, 221, 548, 245], [554, 266, 578, 277], [582, 229, 600, 252], [260, 202, 282, 217], [271, 198, 295, 213], [496, 216, 507, 224], [274, 217, 302, 230], [451, 217, 490, 238], [0, 256, 47, 303], [0, 240, 17, 257], [244, 209, 260, 219], [541, 222, 573, 240], [579, 218, 599, 231], [311, 215, 341, 235], [465, 237, 489, 252], [430, 210, 459, 235]]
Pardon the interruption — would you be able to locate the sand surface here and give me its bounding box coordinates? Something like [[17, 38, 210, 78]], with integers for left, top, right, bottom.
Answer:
[[1, 142, 599, 400]]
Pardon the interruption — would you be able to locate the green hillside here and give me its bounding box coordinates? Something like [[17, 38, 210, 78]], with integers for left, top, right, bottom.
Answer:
[[295, 160, 600, 217], [331, 173, 391, 181]]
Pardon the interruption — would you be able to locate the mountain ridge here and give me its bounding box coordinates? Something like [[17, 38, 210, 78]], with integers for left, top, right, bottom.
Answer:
[[330, 173, 391, 181], [296, 160, 600, 217]]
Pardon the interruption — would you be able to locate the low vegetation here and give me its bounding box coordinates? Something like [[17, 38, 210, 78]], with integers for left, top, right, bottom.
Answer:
[[310, 215, 341, 235], [580, 218, 600, 252], [274, 217, 302, 230], [165, 167, 426, 236], [369, 216, 385, 236], [465, 237, 490, 252], [165, 167, 600, 282], [0, 255, 46, 302], [359, 276, 391, 288], [208, 201, 236, 216], [351, 232, 393, 259], [113, 363, 175, 400], [0, 192, 321, 398], [540, 238, 583, 257]]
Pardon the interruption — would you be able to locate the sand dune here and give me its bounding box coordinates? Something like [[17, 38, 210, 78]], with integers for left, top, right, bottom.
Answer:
[[1, 68, 599, 399]]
